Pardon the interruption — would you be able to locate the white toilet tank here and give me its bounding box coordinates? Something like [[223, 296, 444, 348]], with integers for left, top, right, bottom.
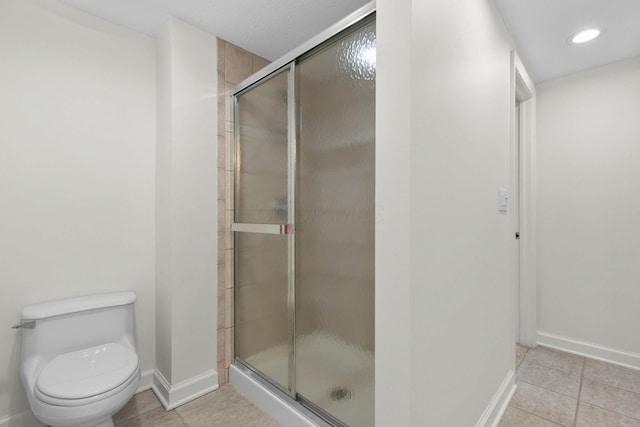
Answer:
[[20, 292, 137, 369]]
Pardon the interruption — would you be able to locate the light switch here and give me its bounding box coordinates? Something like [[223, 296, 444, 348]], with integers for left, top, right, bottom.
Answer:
[[499, 188, 509, 213]]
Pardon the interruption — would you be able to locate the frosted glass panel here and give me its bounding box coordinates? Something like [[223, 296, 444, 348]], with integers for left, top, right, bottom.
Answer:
[[234, 233, 289, 388], [235, 71, 289, 224], [234, 70, 289, 389], [295, 18, 375, 427]]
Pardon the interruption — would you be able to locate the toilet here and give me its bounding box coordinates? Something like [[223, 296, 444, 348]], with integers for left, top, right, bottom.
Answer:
[[18, 292, 140, 427]]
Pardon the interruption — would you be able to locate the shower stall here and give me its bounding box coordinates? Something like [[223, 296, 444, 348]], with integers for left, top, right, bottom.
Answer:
[[230, 6, 375, 426]]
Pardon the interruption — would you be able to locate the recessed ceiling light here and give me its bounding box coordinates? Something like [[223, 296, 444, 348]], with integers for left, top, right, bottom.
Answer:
[[571, 28, 601, 44]]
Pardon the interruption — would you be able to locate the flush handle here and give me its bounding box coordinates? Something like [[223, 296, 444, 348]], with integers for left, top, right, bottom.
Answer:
[[11, 321, 36, 329]]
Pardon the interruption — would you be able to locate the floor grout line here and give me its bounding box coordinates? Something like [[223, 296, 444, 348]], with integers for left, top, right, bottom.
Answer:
[[571, 356, 586, 427], [174, 407, 189, 426], [508, 405, 566, 426]]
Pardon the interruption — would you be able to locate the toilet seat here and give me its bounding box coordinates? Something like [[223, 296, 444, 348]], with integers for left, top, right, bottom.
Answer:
[[34, 342, 139, 407]]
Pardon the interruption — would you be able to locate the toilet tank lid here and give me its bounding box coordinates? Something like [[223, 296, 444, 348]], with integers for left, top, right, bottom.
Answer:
[[22, 292, 136, 320]]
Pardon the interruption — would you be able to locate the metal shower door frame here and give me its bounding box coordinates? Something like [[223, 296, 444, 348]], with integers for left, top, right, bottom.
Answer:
[[231, 62, 297, 397]]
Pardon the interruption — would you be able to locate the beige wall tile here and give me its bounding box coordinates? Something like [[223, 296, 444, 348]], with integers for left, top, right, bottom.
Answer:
[[225, 131, 234, 172], [217, 232, 225, 265], [217, 134, 225, 169], [217, 240, 226, 274], [217, 295, 225, 331], [225, 228, 233, 251], [225, 207, 233, 227], [218, 366, 228, 384], [225, 169, 234, 203], [225, 89, 233, 123], [216, 38, 225, 72], [217, 70, 225, 103], [225, 327, 233, 366], [225, 43, 253, 84], [217, 167, 225, 200], [225, 287, 233, 329], [225, 249, 234, 289], [252, 55, 270, 74], [217, 200, 226, 232], [217, 264, 225, 296], [217, 106, 225, 137], [225, 82, 235, 121], [217, 330, 225, 362]]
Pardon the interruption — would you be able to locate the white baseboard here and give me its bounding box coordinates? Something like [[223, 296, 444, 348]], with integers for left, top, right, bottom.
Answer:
[[151, 368, 219, 410], [475, 369, 516, 427], [137, 368, 154, 393], [537, 331, 640, 371]]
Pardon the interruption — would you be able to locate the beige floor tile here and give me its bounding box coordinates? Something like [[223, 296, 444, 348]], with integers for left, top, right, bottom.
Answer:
[[524, 346, 584, 376], [511, 382, 577, 426], [516, 344, 530, 368], [115, 390, 163, 424], [499, 406, 563, 426], [176, 384, 280, 427], [117, 406, 186, 427], [581, 378, 640, 420], [517, 359, 581, 398], [576, 402, 640, 427], [583, 359, 640, 395]]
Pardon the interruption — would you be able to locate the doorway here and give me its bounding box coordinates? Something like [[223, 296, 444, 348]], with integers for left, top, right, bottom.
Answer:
[[512, 52, 537, 349]]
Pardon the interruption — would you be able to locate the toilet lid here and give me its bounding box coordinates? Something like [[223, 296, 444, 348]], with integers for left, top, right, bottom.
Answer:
[[36, 342, 138, 400]]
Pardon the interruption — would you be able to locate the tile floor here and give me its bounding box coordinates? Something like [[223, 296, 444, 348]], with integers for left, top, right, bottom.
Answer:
[[114, 384, 279, 427], [117, 346, 640, 427], [500, 344, 640, 426]]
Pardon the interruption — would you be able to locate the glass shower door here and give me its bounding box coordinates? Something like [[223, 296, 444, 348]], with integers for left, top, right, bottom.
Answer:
[[233, 14, 375, 427], [233, 68, 293, 392], [295, 18, 376, 427]]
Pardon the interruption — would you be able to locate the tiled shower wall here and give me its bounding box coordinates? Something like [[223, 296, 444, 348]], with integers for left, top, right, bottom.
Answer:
[[216, 37, 270, 384]]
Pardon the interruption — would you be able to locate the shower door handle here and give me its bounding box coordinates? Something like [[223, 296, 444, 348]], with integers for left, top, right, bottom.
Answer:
[[231, 223, 294, 235]]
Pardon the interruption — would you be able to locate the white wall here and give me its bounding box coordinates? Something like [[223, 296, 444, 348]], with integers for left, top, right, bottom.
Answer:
[[155, 17, 218, 407], [375, 0, 412, 424], [537, 56, 640, 362], [0, 0, 156, 421], [377, 0, 516, 425]]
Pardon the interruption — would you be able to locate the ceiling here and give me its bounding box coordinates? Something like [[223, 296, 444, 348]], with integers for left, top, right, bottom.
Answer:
[[60, 0, 640, 83], [60, 0, 370, 61], [493, 0, 640, 82]]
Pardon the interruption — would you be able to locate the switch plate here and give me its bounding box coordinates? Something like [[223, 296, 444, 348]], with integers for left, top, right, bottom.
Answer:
[[499, 188, 509, 213]]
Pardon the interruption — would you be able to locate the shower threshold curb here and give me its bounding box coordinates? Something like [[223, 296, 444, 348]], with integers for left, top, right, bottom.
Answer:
[[229, 363, 331, 427]]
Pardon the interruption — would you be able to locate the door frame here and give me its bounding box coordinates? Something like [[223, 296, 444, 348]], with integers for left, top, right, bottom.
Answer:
[[511, 51, 537, 347]]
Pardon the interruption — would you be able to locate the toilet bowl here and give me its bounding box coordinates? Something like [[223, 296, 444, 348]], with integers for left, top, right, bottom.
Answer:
[[18, 292, 140, 427]]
